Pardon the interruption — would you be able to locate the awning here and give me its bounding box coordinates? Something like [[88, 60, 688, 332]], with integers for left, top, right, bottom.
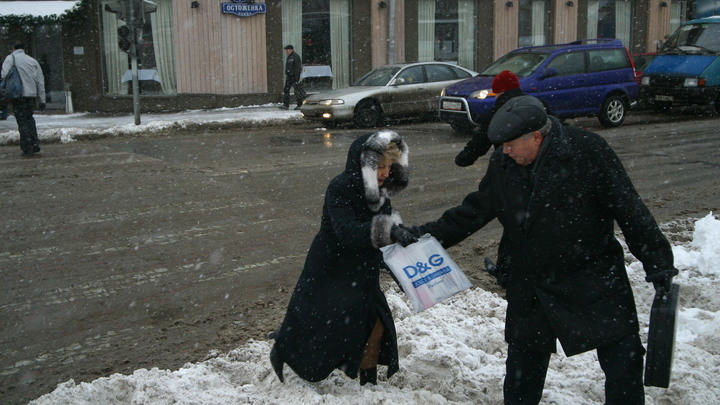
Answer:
[[0, 1, 80, 18]]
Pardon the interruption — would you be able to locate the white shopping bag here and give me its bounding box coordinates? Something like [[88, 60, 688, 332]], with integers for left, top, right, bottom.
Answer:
[[381, 234, 472, 313]]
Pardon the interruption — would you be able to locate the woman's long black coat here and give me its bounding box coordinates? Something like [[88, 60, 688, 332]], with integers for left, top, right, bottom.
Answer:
[[420, 118, 674, 355], [274, 131, 409, 382]]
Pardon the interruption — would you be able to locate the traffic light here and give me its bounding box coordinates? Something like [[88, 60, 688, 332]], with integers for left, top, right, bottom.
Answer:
[[105, 0, 156, 24], [117, 25, 132, 53], [105, 0, 157, 54], [104, 1, 127, 21]]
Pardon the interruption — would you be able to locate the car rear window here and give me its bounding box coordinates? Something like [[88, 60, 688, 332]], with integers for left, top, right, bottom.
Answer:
[[426, 64, 462, 82], [588, 49, 630, 72]]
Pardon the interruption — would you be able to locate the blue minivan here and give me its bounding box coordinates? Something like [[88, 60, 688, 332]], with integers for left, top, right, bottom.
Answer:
[[439, 39, 639, 133], [640, 16, 720, 113]]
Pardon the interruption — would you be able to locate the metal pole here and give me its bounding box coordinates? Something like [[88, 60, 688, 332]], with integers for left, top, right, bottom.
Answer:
[[388, 0, 395, 64], [128, 0, 141, 125], [131, 55, 140, 125]]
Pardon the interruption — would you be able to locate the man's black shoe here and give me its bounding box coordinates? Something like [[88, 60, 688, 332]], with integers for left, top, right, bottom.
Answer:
[[278, 105, 289, 110], [294, 106, 302, 110]]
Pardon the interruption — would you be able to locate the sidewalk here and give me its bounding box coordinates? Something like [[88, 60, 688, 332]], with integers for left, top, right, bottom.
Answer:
[[0, 103, 304, 146]]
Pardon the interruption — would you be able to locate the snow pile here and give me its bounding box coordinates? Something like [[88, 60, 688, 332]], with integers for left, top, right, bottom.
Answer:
[[30, 214, 720, 405], [0, 104, 302, 146]]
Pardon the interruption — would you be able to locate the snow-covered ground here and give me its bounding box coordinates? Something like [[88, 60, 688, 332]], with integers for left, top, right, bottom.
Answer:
[[30, 213, 720, 405], [0, 104, 303, 146]]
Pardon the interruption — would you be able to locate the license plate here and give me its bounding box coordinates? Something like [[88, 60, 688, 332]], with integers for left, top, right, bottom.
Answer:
[[655, 95, 674, 101], [442, 101, 463, 110]]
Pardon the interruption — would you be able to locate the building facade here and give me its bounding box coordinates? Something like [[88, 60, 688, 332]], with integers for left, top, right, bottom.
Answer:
[[0, 0, 698, 113]]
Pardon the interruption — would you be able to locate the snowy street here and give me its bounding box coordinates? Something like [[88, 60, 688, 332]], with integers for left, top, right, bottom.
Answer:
[[1, 111, 719, 404]]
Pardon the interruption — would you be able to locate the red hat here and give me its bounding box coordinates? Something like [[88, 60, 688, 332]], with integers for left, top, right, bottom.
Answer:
[[492, 70, 520, 94]]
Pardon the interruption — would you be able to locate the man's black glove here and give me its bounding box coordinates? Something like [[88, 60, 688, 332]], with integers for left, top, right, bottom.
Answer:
[[39, 103, 46, 110], [391, 224, 418, 247], [646, 268, 679, 296], [484, 257, 508, 288]]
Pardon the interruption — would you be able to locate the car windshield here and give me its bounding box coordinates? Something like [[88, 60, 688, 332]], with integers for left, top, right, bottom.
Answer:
[[661, 23, 720, 54], [480, 52, 550, 78], [352, 67, 402, 86]]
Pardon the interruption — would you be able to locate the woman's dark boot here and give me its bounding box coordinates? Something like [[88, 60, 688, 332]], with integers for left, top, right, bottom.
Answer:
[[269, 346, 284, 383], [359, 367, 377, 386]]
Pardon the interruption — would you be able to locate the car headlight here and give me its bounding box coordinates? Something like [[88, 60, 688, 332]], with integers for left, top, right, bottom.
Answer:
[[319, 99, 345, 106], [641, 76, 650, 86], [469, 89, 491, 99], [683, 78, 706, 87]]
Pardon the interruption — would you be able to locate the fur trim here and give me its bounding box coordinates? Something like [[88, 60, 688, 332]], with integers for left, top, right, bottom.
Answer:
[[371, 210, 403, 248], [361, 130, 409, 211]]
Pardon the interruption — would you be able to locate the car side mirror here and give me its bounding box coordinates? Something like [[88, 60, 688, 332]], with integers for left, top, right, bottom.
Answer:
[[391, 78, 405, 86], [540, 68, 558, 79]]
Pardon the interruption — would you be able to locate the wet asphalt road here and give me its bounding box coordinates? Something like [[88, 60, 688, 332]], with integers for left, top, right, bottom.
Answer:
[[1, 109, 719, 404]]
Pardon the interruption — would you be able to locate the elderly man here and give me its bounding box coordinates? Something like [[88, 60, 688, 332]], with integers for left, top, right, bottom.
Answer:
[[279, 44, 305, 110], [409, 95, 677, 404]]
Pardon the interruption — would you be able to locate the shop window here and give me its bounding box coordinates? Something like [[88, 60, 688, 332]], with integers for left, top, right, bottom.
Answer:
[[282, 0, 350, 89], [587, 0, 632, 48], [101, 0, 176, 95], [418, 0, 475, 69], [670, 1, 687, 34], [519, 0, 550, 47]]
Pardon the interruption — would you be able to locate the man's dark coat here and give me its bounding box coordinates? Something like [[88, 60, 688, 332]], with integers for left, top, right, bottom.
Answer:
[[285, 51, 302, 84], [274, 131, 409, 381], [420, 118, 674, 355]]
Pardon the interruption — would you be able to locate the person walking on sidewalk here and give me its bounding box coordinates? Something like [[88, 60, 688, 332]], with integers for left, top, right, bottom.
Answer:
[[279, 45, 306, 110], [1, 41, 45, 157]]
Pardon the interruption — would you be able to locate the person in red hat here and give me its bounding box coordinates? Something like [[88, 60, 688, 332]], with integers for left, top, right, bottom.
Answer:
[[454, 70, 525, 167]]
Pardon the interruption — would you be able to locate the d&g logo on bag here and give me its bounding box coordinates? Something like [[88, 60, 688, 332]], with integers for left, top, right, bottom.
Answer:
[[403, 254, 452, 288]]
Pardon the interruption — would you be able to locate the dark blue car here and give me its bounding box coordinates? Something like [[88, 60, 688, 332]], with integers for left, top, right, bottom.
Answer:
[[439, 39, 639, 133]]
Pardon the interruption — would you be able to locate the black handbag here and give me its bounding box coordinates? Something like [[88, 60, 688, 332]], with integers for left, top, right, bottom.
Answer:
[[644, 283, 680, 388], [0, 54, 23, 100]]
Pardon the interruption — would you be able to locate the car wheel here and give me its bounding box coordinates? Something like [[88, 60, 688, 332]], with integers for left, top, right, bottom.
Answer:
[[598, 95, 627, 127], [450, 121, 473, 134], [354, 100, 383, 128]]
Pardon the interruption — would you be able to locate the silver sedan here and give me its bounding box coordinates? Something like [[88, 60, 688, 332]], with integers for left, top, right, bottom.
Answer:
[[299, 62, 477, 128]]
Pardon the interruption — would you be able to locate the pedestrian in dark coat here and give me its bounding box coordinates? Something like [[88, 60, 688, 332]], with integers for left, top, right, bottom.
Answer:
[[455, 70, 523, 166], [455, 70, 556, 167], [270, 130, 414, 386], [411, 96, 677, 404], [280, 44, 306, 110]]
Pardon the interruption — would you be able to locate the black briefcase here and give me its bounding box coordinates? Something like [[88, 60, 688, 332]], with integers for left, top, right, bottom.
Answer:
[[644, 283, 680, 388]]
